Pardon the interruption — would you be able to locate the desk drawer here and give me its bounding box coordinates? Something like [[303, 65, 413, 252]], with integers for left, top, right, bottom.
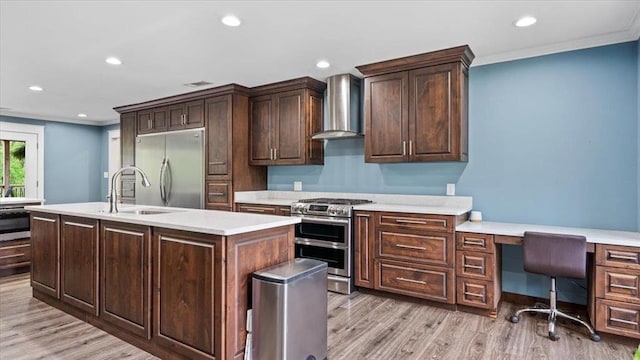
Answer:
[[456, 278, 495, 309], [455, 251, 494, 280], [456, 232, 495, 253], [595, 299, 640, 339], [374, 259, 454, 304], [378, 213, 453, 232], [596, 244, 640, 270], [377, 230, 453, 267], [595, 266, 640, 304]]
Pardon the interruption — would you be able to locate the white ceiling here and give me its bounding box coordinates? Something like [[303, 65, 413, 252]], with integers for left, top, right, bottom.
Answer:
[[1, 0, 639, 125]]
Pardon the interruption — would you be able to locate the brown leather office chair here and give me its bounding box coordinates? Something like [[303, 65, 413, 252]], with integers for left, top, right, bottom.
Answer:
[[509, 231, 600, 342]]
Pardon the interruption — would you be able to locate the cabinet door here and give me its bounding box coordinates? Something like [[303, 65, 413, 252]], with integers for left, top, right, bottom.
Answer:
[[206, 96, 232, 177], [137, 110, 153, 134], [275, 90, 304, 164], [30, 213, 60, 298], [100, 222, 151, 339], [307, 93, 324, 164], [120, 112, 137, 201], [364, 72, 408, 163], [249, 95, 274, 165], [152, 107, 168, 132], [61, 216, 99, 315], [409, 63, 460, 161], [154, 230, 221, 360], [168, 104, 185, 130], [354, 212, 374, 288], [185, 100, 205, 128]]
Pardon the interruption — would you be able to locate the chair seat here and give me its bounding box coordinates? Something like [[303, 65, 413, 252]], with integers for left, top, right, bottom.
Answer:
[[523, 231, 587, 279]]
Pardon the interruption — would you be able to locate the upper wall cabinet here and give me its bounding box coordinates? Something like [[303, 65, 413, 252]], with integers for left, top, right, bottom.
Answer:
[[356, 45, 474, 163], [168, 100, 204, 130], [249, 77, 325, 166], [137, 107, 168, 134]]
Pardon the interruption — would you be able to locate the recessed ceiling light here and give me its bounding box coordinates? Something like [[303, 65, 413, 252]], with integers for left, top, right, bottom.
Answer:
[[77, 113, 88, 118], [316, 60, 330, 69], [105, 56, 122, 65], [222, 15, 241, 27], [29, 85, 43, 92], [515, 16, 537, 27]]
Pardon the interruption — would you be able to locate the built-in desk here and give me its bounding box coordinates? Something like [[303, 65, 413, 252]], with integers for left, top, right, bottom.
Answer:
[[456, 221, 640, 339]]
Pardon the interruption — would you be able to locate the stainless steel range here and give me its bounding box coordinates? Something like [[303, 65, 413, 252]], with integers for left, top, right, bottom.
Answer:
[[291, 198, 372, 294]]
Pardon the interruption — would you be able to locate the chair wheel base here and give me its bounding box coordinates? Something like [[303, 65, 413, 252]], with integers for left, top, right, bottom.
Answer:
[[549, 332, 560, 341], [510, 315, 519, 323], [590, 333, 601, 342]]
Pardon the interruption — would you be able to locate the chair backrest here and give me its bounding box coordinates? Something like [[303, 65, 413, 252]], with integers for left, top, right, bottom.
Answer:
[[523, 231, 587, 278]]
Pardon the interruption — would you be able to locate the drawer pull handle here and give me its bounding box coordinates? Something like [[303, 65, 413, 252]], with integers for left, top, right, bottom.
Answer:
[[610, 283, 637, 291], [0, 253, 25, 260], [33, 216, 56, 223], [610, 317, 639, 326], [464, 240, 485, 247], [395, 219, 427, 225], [395, 244, 426, 251], [64, 221, 95, 229], [396, 277, 426, 285], [208, 192, 225, 196], [243, 207, 266, 213], [464, 291, 485, 299], [608, 252, 639, 262], [463, 264, 485, 270], [208, 161, 225, 165]]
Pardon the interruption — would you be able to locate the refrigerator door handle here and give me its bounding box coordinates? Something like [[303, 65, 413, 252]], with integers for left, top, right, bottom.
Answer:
[[163, 159, 171, 206], [159, 158, 168, 205]]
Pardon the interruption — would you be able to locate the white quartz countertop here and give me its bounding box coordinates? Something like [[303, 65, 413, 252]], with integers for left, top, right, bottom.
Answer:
[[235, 191, 472, 216], [1, 197, 44, 206], [25, 202, 300, 236], [456, 221, 640, 247]]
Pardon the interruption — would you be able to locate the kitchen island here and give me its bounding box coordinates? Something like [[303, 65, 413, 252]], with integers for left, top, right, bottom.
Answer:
[[25, 202, 300, 360]]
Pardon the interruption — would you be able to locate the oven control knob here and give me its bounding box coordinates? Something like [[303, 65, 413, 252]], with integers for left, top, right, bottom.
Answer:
[[341, 207, 350, 216]]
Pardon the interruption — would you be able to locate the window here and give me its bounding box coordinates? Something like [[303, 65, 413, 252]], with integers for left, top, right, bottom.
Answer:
[[0, 140, 26, 196]]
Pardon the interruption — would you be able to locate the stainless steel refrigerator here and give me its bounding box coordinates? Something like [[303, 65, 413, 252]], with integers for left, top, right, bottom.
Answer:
[[135, 129, 204, 209]]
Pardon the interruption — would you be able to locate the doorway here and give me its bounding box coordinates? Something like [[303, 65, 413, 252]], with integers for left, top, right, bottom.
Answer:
[[0, 123, 44, 199]]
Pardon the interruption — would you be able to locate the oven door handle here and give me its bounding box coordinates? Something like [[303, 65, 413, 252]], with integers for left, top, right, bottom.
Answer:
[[297, 215, 350, 225], [295, 238, 349, 250]]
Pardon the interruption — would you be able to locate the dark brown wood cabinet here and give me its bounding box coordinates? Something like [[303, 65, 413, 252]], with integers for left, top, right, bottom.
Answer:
[[168, 100, 204, 130], [100, 222, 152, 339], [595, 244, 640, 338], [249, 77, 325, 166], [235, 203, 291, 216], [0, 238, 31, 275], [354, 210, 463, 304], [137, 107, 167, 134], [30, 212, 60, 298], [357, 45, 474, 163], [60, 216, 99, 315]]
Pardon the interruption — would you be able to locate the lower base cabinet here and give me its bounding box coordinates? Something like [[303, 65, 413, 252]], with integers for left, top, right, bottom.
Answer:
[[375, 259, 454, 303]]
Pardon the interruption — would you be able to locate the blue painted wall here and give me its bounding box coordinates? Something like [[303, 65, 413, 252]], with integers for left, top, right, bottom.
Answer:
[[1, 115, 104, 204], [268, 41, 639, 304]]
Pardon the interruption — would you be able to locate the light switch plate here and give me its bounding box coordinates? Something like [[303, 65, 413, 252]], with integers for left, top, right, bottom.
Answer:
[[446, 183, 455, 196], [293, 181, 302, 191], [103, 172, 109, 179]]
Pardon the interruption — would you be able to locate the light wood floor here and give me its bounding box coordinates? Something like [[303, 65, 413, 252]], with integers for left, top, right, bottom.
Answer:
[[1, 273, 637, 359]]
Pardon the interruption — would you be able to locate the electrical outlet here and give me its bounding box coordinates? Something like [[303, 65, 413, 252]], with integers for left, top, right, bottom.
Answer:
[[446, 183, 455, 196], [293, 181, 302, 191], [103, 172, 109, 179]]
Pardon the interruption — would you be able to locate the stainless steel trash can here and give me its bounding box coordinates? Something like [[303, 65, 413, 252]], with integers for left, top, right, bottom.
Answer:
[[252, 258, 328, 360]]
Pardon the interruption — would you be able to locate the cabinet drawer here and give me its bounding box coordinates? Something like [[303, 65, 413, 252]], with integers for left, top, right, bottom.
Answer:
[[455, 251, 494, 280], [596, 266, 640, 304], [378, 212, 453, 232], [0, 241, 31, 268], [595, 299, 640, 339], [596, 244, 640, 270], [374, 259, 454, 304], [206, 182, 231, 208], [456, 232, 495, 253], [235, 203, 278, 215], [377, 229, 453, 267], [456, 278, 495, 310]]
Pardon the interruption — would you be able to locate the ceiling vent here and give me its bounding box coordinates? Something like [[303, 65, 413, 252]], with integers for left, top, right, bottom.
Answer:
[[183, 81, 213, 88]]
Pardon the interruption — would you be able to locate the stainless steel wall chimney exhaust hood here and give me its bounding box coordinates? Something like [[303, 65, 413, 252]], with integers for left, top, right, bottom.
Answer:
[[312, 74, 362, 139]]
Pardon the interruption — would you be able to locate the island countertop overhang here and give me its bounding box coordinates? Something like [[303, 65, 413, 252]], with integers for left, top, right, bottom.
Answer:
[[25, 202, 301, 236]]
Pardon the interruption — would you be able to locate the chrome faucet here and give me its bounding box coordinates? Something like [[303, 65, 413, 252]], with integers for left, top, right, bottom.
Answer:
[[109, 166, 151, 213]]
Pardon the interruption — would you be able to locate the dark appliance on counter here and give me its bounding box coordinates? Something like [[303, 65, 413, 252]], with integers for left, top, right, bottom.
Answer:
[[290, 198, 372, 294]]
